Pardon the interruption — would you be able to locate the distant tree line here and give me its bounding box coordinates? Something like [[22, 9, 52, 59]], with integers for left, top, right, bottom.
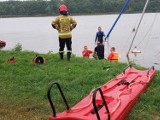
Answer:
[[0, 0, 159, 17]]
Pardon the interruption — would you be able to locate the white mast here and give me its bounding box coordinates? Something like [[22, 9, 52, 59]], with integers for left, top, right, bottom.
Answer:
[[126, 0, 150, 63]]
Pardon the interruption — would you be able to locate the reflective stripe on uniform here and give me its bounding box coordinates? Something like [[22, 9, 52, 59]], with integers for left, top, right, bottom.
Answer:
[[67, 50, 72, 53], [58, 32, 72, 36], [59, 51, 64, 53], [58, 34, 72, 38]]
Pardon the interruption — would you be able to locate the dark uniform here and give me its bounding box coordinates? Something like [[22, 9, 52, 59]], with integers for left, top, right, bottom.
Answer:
[[94, 44, 104, 60]]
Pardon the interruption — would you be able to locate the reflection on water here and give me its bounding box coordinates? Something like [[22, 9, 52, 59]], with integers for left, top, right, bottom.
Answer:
[[0, 13, 160, 69]]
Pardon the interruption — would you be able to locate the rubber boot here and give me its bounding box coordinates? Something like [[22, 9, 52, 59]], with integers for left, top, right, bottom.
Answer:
[[59, 53, 64, 60], [67, 52, 71, 61]]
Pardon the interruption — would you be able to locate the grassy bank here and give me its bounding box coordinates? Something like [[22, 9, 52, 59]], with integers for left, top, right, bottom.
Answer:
[[0, 50, 160, 120]]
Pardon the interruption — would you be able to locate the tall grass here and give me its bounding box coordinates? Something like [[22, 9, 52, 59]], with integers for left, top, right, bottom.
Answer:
[[0, 50, 159, 120]]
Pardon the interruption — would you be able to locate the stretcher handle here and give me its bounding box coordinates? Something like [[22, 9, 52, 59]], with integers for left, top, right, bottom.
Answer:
[[92, 88, 110, 120], [147, 66, 155, 77], [47, 81, 70, 117], [123, 64, 132, 74]]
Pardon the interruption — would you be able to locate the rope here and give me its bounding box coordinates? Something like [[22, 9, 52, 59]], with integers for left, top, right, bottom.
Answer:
[[154, 51, 160, 59], [111, 73, 151, 114], [128, 13, 157, 64], [141, 33, 151, 61], [72, 68, 151, 114], [71, 94, 93, 110], [71, 73, 126, 111], [135, 13, 157, 48]]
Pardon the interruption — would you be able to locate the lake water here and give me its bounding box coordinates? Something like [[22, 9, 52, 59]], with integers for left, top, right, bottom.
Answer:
[[0, 13, 160, 70]]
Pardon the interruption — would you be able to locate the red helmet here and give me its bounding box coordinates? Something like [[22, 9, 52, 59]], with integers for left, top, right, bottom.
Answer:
[[59, 4, 67, 11]]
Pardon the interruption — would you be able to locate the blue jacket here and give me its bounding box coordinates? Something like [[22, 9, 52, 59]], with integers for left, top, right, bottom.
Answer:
[[95, 31, 105, 43]]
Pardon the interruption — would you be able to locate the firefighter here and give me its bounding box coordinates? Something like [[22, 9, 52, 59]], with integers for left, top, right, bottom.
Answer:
[[51, 4, 77, 61]]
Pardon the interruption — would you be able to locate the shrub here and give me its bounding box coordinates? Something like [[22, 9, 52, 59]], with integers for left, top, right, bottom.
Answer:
[[14, 43, 22, 51]]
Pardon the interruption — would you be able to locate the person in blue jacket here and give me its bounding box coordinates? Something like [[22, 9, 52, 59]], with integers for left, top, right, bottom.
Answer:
[[95, 26, 105, 44]]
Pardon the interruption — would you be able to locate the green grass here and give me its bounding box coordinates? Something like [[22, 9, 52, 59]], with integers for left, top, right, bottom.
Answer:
[[0, 50, 160, 120]]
